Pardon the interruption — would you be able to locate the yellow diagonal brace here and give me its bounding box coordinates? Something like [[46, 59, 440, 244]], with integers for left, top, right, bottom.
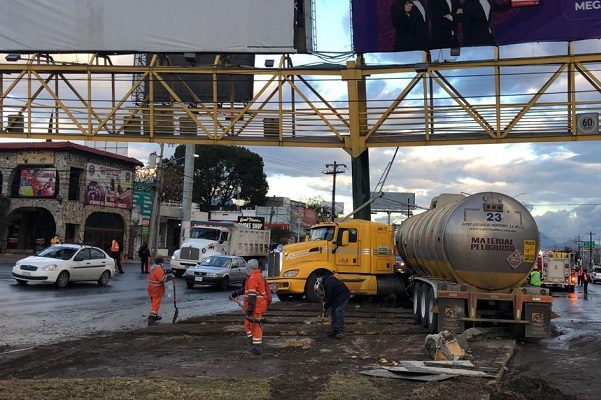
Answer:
[[502, 64, 567, 138], [575, 63, 601, 93], [93, 72, 149, 135], [31, 71, 88, 135]]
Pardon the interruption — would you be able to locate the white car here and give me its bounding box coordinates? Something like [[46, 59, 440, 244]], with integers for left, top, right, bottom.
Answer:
[[12, 244, 116, 288], [592, 266, 601, 284]]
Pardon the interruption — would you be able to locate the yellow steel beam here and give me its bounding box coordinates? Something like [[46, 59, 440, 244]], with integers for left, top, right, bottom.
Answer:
[[0, 52, 600, 150]]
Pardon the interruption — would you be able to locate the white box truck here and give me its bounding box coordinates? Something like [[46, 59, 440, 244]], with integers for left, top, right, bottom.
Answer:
[[170, 221, 270, 277]]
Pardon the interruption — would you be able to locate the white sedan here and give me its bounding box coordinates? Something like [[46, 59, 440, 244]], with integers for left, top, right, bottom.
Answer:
[[11, 244, 116, 288]]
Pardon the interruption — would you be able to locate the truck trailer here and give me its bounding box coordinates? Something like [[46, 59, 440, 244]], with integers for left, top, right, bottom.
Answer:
[[170, 221, 270, 277], [398, 192, 553, 338]]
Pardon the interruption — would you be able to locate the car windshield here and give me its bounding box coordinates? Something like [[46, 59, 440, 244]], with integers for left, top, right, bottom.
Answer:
[[594, 268, 601, 273], [200, 256, 231, 268], [36, 246, 77, 260], [190, 228, 221, 240], [310, 226, 336, 241]]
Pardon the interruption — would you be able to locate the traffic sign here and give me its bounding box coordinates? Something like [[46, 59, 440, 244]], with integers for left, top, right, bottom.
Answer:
[[583, 241, 596, 249], [576, 113, 599, 135]]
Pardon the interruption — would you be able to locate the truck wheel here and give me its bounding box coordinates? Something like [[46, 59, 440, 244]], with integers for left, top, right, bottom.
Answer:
[[305, 273, 322, 303], [425, 286, 438, 333], [413, 282, 423, 324], [420, 284, 428, 325], [173, 270, 185, 278]]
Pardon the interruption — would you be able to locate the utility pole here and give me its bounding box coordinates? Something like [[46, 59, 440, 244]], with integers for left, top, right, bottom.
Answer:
[[324, 161, 346, 221], [149, 143, 164, 259], [589, 232, 596, 270], [180, 144, 195, 246]]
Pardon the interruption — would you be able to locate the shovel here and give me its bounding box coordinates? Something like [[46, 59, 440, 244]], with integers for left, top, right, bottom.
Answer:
[[230, 297, 269, 324], [172, 279, 179, 324]]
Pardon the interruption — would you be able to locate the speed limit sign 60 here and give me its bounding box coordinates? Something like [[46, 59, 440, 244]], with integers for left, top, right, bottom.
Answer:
[[576, 113, 599, 135]]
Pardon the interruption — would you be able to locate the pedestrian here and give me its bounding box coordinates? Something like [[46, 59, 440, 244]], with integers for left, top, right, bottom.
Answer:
[[229, 259, 269, 355], [528, 266, 541, 287], [50, 234, 61, 246], [583, 269, 590, 295], [138, 242, 151, 273], [578, 266, 584, 286], [147, 257, 174, 325], [316, 271, 351, 339], [111, 239, 124, 274]]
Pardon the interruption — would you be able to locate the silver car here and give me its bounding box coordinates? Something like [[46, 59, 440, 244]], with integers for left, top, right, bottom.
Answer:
[[185, 255, 247, 290], [592, 266, 601, 284]]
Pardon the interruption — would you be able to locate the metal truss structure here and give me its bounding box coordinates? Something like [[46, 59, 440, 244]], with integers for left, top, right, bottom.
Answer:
[[1, 47, 600, 157]]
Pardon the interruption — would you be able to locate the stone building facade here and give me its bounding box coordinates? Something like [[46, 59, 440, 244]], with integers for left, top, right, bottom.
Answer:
[[0, 142, 142, 255]]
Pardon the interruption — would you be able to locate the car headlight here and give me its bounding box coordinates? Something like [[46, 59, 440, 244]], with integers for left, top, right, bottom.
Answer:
[[41, 264, 58, 271], [206, 273, 218, 277], [185, 269, 193, 276], [283, 269, 299, 278]]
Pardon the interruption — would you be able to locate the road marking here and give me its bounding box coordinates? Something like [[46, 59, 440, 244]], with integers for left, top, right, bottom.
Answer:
[[0, 347, 34, 355]]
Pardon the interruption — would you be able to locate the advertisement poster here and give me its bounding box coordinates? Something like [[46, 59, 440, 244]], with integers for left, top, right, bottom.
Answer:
[[352, 0, 601, 53], [85, 163, 133, 209], [19, 168, 57, 197]]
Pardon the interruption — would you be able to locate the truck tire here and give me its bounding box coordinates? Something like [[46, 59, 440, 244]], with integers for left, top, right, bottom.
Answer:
[[413, 282, 423, 324], [425, 286, 438, 333], [173, 270, 185, 278], [305, 273, 322, 303], [419, 284, 429, 325]]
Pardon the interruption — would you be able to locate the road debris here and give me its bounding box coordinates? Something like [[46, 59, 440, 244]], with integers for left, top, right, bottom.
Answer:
[[425, 330, 466, 361]]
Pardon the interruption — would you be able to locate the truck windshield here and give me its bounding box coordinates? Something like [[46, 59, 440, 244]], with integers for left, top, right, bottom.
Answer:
[[310, 226, 335, 241], [190, 228, 221, 241]]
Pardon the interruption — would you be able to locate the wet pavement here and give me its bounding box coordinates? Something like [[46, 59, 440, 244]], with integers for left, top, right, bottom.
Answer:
[[0, 258, 241, 349], [504, 283, 601, 399]]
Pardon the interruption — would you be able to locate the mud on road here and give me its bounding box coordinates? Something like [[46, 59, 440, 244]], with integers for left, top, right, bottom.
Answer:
[[0, 300, 573, 399]]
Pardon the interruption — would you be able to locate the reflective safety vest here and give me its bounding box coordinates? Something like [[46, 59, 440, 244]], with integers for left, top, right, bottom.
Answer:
[[147, 264, 166, 298], [111, 240, 120, 252], [529, 270, 541, 287]]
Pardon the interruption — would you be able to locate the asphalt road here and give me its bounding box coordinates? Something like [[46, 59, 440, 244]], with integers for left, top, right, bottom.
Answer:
[[0, 258, 241, 349]]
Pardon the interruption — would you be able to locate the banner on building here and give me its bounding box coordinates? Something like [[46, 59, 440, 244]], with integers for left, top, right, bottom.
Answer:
[[238, 216, 265, 230], [85, 163, 133, 209], [352, 0, 601, 53], [19, 168, 57, 197]]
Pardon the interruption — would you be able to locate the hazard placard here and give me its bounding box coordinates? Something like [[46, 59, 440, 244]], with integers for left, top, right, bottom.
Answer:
[[523, 240, 536, 263]]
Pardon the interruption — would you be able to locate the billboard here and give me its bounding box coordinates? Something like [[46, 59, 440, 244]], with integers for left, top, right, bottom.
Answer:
[[352, 0, 601, 53], [238, 216, 265, 230], [19, 168, 56, 197], [85, 163, 133, 210], [0, 0, 297, 53]]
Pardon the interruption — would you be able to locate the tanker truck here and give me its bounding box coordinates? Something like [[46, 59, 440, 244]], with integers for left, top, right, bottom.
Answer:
[[397, 192, 553, 338]]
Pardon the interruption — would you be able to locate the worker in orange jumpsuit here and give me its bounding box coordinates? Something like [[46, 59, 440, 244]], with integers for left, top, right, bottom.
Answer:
[[230, 259, 268, 355], [147, 257, 173, 325]]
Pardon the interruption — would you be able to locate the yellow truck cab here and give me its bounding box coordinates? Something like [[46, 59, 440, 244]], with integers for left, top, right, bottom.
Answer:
[[268, 219, 408, 302]]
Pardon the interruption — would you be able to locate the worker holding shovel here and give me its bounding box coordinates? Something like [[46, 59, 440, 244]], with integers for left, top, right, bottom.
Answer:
[[229, 259, 269, 355], [147, 257, 175, 326], [315, 271, 350, 339]]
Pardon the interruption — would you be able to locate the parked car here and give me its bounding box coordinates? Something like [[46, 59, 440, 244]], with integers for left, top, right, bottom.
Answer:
[[592, 266, 601, 284], [185, 255, 247, 290], [11, 244, 116, 288]]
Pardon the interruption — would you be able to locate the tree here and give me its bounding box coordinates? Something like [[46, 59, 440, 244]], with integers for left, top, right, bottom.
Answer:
[[173, 145, 268, 211], [134, 164, 183, 202], [306, 195, 329, 222]]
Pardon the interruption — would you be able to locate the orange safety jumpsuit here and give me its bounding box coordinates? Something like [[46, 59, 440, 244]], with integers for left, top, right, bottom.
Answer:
[[243, 269, 268, 347], [147, 264, 166, 317]]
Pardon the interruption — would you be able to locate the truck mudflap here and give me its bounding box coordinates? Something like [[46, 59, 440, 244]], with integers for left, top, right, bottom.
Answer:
[[524, 302, 552, 338], [437, 298, 466, 333]]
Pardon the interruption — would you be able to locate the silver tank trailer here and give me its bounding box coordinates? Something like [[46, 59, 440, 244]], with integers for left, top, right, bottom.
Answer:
[[397, 192, 539, 291]]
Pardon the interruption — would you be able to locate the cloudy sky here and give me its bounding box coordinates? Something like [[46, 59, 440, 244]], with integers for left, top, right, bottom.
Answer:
[[121, 0, 601, 247], [3, 0, 601, 247]]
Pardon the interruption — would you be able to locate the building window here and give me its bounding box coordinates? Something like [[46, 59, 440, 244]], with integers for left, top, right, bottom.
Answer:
[[68, 168, 82, 201]]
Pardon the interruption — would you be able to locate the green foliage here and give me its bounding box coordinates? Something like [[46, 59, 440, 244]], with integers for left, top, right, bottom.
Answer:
[[173, 145, 268, 212], [269, 227, 292, 244]]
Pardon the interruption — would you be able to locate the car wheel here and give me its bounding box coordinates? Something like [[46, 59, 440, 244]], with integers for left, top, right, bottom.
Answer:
[[173, 270, 185, 278], [97, 270, 111, 286], [15, 279, 27, 286], [55, 271, 70, 289], [220, 276, 230, 290], [186, 281, 195, 289]]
